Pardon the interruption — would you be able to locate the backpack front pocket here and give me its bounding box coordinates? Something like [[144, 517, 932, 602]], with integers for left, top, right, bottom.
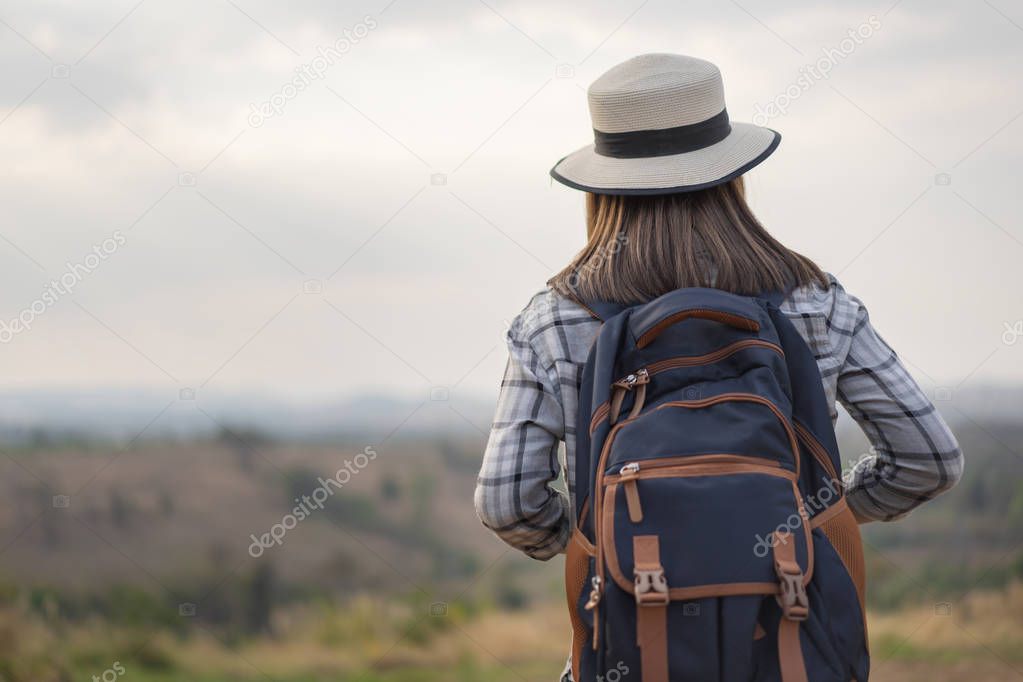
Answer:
[[601, 456, 813, 599], [594, 456, 816, 681]]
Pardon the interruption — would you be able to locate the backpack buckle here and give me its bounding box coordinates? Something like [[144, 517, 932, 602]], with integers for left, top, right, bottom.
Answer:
[[634, 568, 669, 606], [584, 576, 602, 610], [774, 560, 809, 621]]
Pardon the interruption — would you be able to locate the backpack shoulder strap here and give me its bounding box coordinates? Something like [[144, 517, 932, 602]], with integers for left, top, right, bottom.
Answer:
[[573, 305, 634, 532], [557, 287, 629, 323], [765, 300, 843, 491], [584, 299, 629, 322], [757, 287, 791, 308]]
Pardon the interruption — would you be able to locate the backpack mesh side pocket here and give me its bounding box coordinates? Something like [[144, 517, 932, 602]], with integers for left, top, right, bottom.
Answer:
[[566, 528, 594, 680], [817, 500, 867, 643]]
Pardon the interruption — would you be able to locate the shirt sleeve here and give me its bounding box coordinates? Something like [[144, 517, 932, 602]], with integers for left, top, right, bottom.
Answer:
[[837, 301, 964, 522], [474, 327, 570, 560]]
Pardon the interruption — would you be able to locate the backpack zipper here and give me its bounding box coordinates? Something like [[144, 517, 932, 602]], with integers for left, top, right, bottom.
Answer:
[[793, 420, 842, 489], [612, 368, 650, 392], [609, 369, 650, 425], [643, 338, 782, 375], [588, 339, 784, 434], [610, 454, 787, 481], [612, 455, 792, 524]]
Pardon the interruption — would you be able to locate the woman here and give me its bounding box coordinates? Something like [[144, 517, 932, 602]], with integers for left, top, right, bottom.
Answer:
[[475, 54, 962, 681]]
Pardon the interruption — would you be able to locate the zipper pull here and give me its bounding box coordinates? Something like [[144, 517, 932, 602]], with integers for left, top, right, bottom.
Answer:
[[613, 376, 634, 391], [619, 462, 644, 523], [614, 368, 650, 391], [610, 369, 650, 426], [584, 576, 602, 610], [619, 462, 640, 478]]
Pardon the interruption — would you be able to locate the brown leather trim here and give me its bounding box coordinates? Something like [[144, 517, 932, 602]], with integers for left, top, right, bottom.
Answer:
[[794, 420, 841, 486], [636, 309, 761, 349], [609, 386, 627, 426], [601, 483, 809, 598], [575, 496, 593, 538], [587, 339, 784, 435], [604, 457, 794, 485], [778, 612, 809, 682], [627, 382, 647, 420], [559, 287, 604, 321], [790, 480, 815, 583], [809, 496, 849, 529], [601, 483, 619, 589], [634, 535, 669, 682], [623, 479, 643, 522], [608, 463, 794, 484], [664, 582, 780, 600], [589, 402, 610, 435], [645, 338, 782, 373], [571, 526, 596, 557], [774, 530, 809, 682]]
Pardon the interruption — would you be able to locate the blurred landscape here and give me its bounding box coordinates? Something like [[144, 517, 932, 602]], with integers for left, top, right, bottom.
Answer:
[[1, 0, 1020, 679], [1, 387, 1021, 681]]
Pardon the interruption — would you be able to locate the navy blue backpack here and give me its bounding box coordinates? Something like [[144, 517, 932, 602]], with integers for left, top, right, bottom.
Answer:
[[564, 287, 869, 682]]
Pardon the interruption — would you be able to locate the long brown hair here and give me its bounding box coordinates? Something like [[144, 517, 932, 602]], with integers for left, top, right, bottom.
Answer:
[[549, 177, 828, 305]]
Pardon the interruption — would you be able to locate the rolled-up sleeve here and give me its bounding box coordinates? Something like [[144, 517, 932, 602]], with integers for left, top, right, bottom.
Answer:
[[474, 327, 570, 560], [838, 302, 964, 522]]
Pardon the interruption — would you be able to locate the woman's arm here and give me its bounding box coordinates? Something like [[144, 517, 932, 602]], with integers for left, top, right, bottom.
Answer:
[[838, 299, 964, 522], [474, 331, 570, 560]]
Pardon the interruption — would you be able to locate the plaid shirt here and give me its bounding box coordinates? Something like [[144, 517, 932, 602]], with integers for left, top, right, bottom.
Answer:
[[475, 275, 964, 560]]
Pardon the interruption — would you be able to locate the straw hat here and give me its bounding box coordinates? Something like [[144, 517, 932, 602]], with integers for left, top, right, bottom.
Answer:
[[551, 53, 780, 195]]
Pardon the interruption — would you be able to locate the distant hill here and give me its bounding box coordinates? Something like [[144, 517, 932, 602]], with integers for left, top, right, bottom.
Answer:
[[0, 383, 1018, 445], [0, 389, 1019, 625], [0, 387, 496, 445]]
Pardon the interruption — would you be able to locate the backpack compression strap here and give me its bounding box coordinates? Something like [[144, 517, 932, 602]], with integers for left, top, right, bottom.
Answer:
[[631, 533, 810, 682], [634, 535, 669, 682], [774, 530, 810, 682]]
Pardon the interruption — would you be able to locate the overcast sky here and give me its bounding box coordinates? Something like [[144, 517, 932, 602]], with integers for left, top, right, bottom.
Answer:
[[1, 0, 1021, 409]]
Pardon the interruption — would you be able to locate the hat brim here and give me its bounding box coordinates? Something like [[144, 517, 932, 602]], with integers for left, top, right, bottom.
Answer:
[[550, 122, 780, 196]]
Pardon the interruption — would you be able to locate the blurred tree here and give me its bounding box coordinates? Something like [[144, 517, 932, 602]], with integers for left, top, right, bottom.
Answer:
[[158, 488, 175, 517], [246, 563, 277, 635], [109, 489, 133, 529], [380, 474, 402, 501], [216, 426, 272, 472]]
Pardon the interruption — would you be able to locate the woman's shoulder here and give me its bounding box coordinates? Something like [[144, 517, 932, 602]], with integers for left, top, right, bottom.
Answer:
[[506, 288, 601, 365], [779, 274, 870, 364], [781, 273, 863, 321]]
